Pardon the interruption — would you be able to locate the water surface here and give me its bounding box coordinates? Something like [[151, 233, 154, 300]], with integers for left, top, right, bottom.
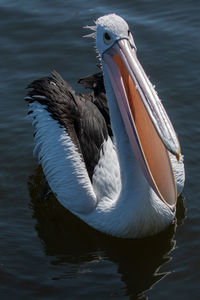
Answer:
[[0, 1, 200, 299]]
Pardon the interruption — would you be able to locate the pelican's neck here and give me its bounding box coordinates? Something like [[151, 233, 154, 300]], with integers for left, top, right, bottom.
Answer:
[[102, 65, 148, 200]]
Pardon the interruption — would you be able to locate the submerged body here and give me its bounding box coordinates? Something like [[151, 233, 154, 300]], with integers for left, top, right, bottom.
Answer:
[[26, 14, 185, 238]]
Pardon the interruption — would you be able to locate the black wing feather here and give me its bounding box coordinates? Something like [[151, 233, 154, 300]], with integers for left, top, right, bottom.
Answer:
[[78, 72, 112, 137], [26, 70, 109, 180]]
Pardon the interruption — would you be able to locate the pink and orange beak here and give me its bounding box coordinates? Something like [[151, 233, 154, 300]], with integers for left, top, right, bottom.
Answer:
[[103, 39, 180, 209]]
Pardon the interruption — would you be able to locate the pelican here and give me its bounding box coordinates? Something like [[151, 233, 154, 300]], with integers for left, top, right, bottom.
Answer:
[[25, 14, 185, 238]]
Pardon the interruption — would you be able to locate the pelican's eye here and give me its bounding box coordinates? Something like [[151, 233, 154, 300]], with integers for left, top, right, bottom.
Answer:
[[103, 32, 112, 45], [128, 29, 131, 36]]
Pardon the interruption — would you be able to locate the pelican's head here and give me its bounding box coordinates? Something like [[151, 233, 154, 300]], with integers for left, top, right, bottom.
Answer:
[[94, 14, 181, 209], [96, 14, 136, 55]]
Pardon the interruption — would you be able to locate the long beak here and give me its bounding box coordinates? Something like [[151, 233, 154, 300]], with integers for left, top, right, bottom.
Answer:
[[103, 39, 180, 209]]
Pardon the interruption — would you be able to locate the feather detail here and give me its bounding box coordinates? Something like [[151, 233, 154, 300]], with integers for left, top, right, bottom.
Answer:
[[28, 101, 97, 214], [83, 25, 96, 39]]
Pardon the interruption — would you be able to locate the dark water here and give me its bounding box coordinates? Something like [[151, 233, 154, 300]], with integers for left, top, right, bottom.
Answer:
[[0, 0, 199, 299]]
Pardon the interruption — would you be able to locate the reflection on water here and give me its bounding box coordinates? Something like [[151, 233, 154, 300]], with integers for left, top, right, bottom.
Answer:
[[28, 166, 186, 299]]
